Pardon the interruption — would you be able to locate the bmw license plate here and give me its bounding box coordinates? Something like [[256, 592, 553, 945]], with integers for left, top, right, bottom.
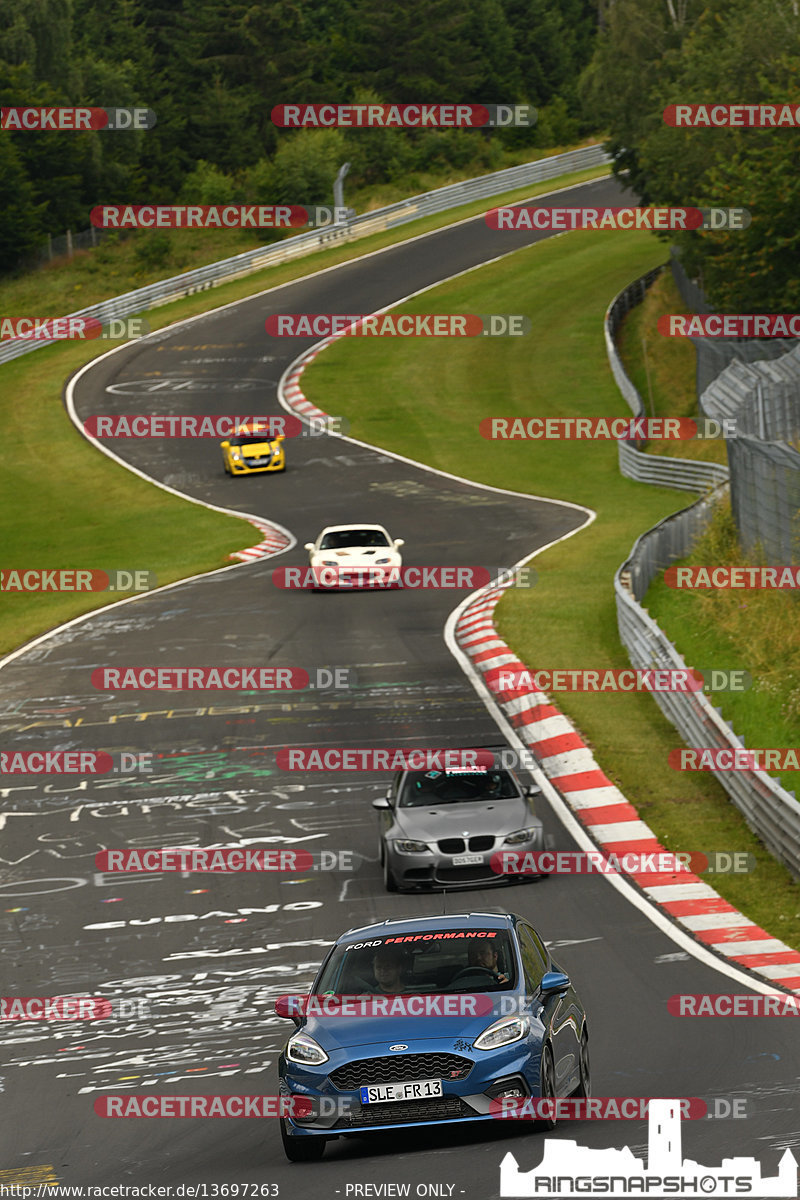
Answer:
[[360, 1079, 443, 1104], [452, 854, 484, 865]]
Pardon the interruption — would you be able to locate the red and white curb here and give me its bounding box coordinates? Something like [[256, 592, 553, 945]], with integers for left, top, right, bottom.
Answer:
[[229, 517, 293, 562], [278, 311, 800, 997], [455, 585, 800, 994]]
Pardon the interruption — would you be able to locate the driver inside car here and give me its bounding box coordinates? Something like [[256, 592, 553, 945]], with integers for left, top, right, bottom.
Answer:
[[370, 944, 409, 993], [467, 941, 509, 984]]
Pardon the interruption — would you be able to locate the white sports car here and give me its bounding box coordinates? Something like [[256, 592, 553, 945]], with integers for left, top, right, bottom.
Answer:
[[304, 524, 404, 589]]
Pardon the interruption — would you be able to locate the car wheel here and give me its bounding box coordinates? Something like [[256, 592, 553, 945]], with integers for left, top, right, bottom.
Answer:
[[573, 1028, 590, 1098], [280, 1118, 326, 1162], [533, 1045, 557, 1132], [383, 852, 399, 893]]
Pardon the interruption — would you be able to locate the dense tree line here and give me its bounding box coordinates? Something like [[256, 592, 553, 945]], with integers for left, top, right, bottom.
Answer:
[[580, 0, 800, 309], [0, 0, 598, 274]]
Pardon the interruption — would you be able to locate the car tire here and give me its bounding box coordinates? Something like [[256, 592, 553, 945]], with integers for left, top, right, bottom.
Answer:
[[383, 852, 399, 893], [280, 1118, 326, 1162], [572, 1028, 590, 1098], [533, 1045, 557, 1132]]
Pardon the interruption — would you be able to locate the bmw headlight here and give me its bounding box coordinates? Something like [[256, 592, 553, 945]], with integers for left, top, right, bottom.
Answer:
[[394, 840, 430, 854], [286, 1030, 328, 1065], [504, 827, 538, 845], [473, 1015, 530, 1051]]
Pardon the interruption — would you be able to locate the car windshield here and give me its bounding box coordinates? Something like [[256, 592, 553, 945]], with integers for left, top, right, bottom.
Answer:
[[315, 931, 517, 994], [398, 769, 519, 807], [319, 530, 390, 549], [231, 435, 275, 447]]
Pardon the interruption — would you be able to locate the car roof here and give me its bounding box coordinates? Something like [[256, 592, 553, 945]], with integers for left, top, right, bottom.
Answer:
[[336, 911, 521, 944]]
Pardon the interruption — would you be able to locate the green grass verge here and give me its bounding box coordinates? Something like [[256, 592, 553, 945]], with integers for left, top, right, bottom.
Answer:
[[300, 226, 800, 951], [0, 154, 611, 659]]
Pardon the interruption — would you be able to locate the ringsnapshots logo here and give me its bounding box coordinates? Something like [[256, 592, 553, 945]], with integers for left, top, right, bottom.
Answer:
[[271, 103, 537, 128], [266, 314, 530, 337], [665, 565, 800, 588], [481, 417, 736, 440], [0, 317, 149, 341], [90, 666, 356, 691], [664, 103, 800, 127], [83, 414, 346, 438], [1, 568, 155, 592], [498, 1098, 797, 1198], [1, 107, 156, 131], [272, 565, 537, 590], [660, 314, 800, 338], [486, 206, 751, 232]]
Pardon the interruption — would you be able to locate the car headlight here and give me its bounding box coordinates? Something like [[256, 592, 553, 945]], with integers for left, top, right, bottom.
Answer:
[[473, 1014, 530, 1051], [504, 827, 538, 845], [394, 840, 431, 854], [231, 452, 243, 463], [286, 1030, 328, 1065]]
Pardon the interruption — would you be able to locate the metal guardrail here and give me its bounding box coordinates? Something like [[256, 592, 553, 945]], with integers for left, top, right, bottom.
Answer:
[[609, 271, 800, 879], [0, 143, 611, 367], [615, 505, 800, 878], [604, 268, 731, 492]]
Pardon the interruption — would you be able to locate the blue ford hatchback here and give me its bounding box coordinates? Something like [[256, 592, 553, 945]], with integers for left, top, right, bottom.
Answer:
[[276, 911, 589, 1160]]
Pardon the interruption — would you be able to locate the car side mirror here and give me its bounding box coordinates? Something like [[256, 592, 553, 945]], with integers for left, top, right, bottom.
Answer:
[[304, 543, 315, 552], [372, 796, 391, 810], [394, 538, 405, 548], [220, 441, 230, 449], [539, 971, 570, 995], [274, 995, 305, 1025]]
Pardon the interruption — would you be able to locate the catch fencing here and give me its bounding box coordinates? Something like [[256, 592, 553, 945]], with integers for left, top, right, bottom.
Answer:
[[609, 270, 800, 878], [0, 143, 611, 367]]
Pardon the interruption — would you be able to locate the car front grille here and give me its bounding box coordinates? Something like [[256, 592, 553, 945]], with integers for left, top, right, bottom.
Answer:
[[437, 836, 495, 854], [334, 1095, 473, 1128], [330, 1053, 473, 1090]]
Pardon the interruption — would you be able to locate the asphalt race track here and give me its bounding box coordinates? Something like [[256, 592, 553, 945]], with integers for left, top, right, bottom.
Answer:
[[2, 177, 798, 1195]]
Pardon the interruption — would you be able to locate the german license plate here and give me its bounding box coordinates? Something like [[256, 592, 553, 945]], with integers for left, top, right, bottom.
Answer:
[[452, 854, 483, 865], [360, 1078, 443, 1104]]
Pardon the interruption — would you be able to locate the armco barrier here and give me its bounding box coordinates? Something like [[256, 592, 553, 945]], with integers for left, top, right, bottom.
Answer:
[[609, 274, 800, 879], [604, 268, 729, 492], [0, 144, 611, 367]]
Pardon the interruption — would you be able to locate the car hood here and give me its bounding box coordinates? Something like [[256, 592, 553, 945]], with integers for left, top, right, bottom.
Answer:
[[300, 1001, 509, 1053], [312, 547, 397, 561], [394, 798, 529, 839]]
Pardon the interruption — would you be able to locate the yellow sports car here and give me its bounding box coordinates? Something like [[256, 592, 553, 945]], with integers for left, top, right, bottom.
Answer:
[[221, 424, 285, 475]]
